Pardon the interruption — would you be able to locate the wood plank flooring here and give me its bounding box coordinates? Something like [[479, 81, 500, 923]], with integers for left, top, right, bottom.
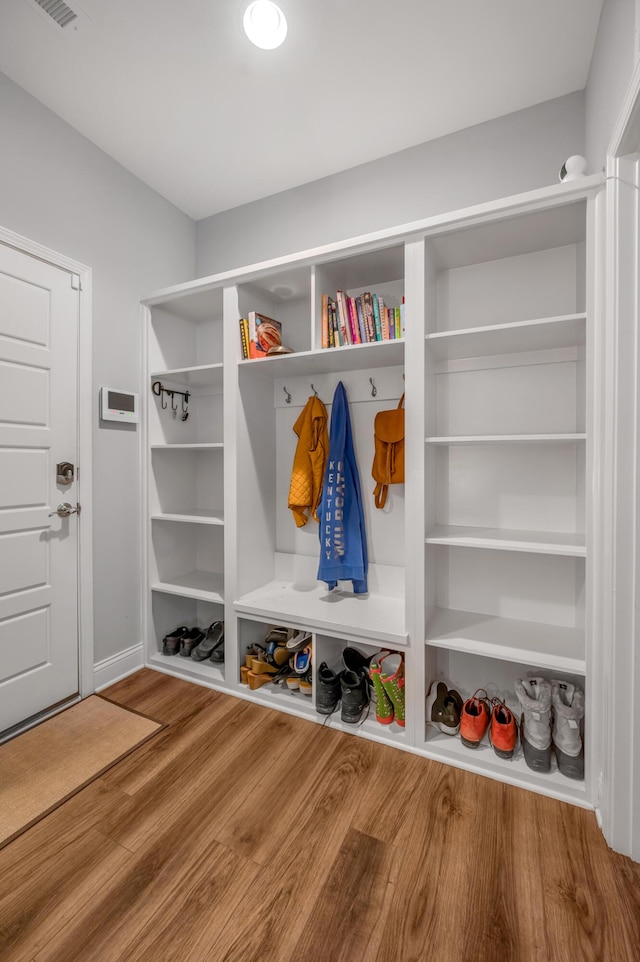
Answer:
[[0, 668, 638, 962]]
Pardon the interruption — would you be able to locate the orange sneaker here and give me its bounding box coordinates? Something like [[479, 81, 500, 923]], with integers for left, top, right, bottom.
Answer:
[[489, 699, 518, 759], [460, 689, 490, 749]]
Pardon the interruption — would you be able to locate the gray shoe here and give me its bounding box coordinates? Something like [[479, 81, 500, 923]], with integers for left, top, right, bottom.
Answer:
[[515, 677, 552, 773], [551, 680, 585, 780]]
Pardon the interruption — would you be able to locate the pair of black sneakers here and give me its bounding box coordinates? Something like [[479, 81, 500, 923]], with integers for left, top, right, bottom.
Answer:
[[316, 647, 373, 724]]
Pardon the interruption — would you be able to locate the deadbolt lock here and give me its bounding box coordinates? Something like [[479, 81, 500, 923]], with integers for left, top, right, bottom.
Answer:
[[56, 461, 75, 485]]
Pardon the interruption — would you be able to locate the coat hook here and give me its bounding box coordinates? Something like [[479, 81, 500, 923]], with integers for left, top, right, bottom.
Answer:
[[283, 386, 292, 404], [369, 377, 377, 397], [170, 391, 178, 411], [311, 383, 318, 397]]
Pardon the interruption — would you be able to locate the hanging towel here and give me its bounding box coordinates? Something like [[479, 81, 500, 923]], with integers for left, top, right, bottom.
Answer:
[[317, 381, 368, 593], [288, 395, 329, 527]]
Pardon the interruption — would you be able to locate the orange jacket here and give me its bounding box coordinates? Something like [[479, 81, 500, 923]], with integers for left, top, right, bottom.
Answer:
[[288, 395, 329, 527]]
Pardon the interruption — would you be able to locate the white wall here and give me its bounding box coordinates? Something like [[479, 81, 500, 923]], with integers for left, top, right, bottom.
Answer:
[[196, 92, 585, 275], [0, 71, 196, 666], [585, 0, 637, 170]]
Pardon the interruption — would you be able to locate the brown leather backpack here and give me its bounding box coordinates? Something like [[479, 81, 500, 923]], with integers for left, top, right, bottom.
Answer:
[[372, 394, 404, 509]]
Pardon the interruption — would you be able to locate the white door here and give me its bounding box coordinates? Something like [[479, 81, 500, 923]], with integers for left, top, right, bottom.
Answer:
[[0, 242, 80, 734]]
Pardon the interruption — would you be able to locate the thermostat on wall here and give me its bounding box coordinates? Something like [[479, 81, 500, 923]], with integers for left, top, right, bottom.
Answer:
[[100, 387, 139, 423]]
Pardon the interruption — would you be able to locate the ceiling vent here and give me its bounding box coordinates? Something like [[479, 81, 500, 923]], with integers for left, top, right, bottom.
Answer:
[[24, 0, 89, 34]]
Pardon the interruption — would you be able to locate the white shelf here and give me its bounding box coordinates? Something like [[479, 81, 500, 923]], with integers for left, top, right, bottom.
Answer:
[[425, 313, 586, 360], [150, 363, 224, 390], [151, 509, 224, 525], [425, 607, 585, 673], [239, 339, 404, 377], [320, 710, 407, 745], [425, 525, 586, 557], [423, 730, 588, 806], [151, 569, 224, 603], [236, 681, 317, 720], [148, 651, 225, 685], [150, 443, 224, 451], [234, 579, 407, 648], [425, 433, 586, 445]]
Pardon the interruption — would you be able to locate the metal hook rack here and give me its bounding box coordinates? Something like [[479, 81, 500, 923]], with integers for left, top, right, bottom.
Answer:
[[152, 380, 190, 420]]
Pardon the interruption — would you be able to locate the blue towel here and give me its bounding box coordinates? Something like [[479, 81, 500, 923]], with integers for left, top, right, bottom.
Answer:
[[317, 381, 368, 593]]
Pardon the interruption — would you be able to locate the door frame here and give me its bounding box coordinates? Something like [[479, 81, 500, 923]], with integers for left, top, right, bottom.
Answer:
[[0, 224, 94, 711], [600, 58, 640, 860]]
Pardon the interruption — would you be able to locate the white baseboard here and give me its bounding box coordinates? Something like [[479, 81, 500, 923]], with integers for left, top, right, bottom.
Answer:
[[94, 643, 144, 691]]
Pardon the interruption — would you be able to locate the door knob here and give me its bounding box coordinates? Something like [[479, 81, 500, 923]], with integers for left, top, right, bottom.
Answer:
[[48, 502, 80, 517]]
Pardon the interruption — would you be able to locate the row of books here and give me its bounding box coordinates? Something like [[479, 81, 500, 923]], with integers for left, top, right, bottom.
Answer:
[[239, 312, 283, 360], [322, 291, 404, 348]]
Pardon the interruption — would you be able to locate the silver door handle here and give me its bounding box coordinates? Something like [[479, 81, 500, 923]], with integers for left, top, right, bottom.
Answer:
[[48, 502, 80, 517]]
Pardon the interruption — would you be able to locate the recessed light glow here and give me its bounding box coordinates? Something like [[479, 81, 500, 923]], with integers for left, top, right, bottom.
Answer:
[[243, 0, 287, 49]]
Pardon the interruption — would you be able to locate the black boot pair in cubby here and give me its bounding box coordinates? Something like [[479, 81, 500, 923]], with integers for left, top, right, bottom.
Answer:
[[162, 622, 224, 663], [317, 647, 406, 728], [240, 626, 312, 695]]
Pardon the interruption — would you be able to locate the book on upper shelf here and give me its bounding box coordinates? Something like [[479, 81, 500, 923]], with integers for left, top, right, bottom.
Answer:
[[239, 317, 250, 359], [248, 311, 282, 359]]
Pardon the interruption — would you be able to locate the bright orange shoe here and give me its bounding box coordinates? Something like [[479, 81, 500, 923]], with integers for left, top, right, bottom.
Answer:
[[460, 689, 490, 748], [489, 699, 518, 759]]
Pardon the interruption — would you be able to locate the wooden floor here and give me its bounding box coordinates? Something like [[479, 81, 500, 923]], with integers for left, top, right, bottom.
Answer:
[[1, 669, 638, 962]]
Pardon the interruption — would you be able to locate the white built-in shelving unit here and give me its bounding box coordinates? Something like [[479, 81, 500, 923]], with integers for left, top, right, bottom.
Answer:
[[141, 175, 604, 809]]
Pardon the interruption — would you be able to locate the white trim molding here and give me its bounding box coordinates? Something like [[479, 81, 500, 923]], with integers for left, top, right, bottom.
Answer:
[[94, 643, 144, 692], [602, 68, 640, 858], [0, 224, 94, 703]]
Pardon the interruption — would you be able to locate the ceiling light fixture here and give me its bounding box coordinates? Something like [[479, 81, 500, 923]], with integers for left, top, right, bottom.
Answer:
[[243, 0, 287, 49]]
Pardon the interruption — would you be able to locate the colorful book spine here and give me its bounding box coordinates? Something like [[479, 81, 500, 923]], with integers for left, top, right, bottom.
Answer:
[[372, 294, 382, 341], [347, 296, 361, 344], [331, 298, 342, 346], [336, 290, 350, 345], [378, 296, 388, 340], [239, 317, 250, 359], [356, 297, 367, 343], [321, 293, 329, 349], [363, 292, 376, 342], [395, 307, 401, 340]]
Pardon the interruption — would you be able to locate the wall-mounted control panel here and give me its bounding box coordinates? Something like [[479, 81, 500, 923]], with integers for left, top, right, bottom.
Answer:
[[100, 387, 139, 423]]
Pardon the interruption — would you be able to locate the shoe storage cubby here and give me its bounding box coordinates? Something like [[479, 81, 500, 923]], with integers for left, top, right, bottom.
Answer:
[[142, 175, 603, 812], [148, 592, 226, 682], [236, 617, 316, 720], [314, 635, 407, 742], [423, 647, 587, 804]]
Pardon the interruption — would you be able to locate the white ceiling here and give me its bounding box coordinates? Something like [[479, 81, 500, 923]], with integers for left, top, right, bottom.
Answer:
[[0, 0, 603, 221]]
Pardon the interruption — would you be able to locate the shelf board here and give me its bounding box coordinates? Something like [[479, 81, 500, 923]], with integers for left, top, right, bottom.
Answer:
[[150, 443, 223, 451], [150, 363, 223, 390], [425, 313, 586, 360], [425, 525, 586, 556], [423, 730, 589, 806], [148, 650, 225, 684], [426, 433, 586, 445], [151, 509, 224, 525], [425, 607, 585, 673], [151, 569, 224, 603], [234, 579, 407, 648], [236, 681, 317, 720], [239, 339, 404, 378]]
